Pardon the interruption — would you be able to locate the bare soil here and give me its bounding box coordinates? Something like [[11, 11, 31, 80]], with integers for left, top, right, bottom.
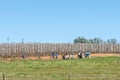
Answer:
[[91, 53, 120, 57]]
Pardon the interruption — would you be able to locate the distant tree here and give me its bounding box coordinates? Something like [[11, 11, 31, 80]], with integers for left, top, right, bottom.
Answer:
[[74, 37, 88, 43], [74, 37, 118, 44], [106, 38, 117, 44], [74, 39, 79, 43], [88, 39, 94, 43], [107, 39, 110, 44], [93, 37, 103, 44]]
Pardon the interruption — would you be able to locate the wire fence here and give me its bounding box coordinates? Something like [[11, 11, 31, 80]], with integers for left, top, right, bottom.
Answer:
[[0, 73, 120, 80]]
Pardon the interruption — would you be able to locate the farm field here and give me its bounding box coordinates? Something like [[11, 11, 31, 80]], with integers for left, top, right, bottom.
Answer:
[[0, 56, 120, 80]]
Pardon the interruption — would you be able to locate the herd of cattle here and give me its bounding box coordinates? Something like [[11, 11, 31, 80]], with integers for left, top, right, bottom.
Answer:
[[19, 51, 91, 60], [50, 51, 91, 60]]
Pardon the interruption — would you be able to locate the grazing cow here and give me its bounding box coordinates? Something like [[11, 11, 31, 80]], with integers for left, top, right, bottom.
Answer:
[[62, 52, 69, 60], [62, 52, 75, 60], [63, 55, 69, 60], [70, 52, 75, 59], [78, 51, 86, 59]]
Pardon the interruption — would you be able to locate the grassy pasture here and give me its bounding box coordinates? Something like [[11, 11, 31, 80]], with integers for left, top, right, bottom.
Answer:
[[0, 56, 120, 80]]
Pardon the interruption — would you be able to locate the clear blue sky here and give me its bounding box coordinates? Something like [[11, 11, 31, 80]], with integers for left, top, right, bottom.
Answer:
[[0, 0, 120, 43]]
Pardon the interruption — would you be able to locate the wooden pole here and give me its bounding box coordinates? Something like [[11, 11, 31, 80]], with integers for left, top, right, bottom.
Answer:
[[3, 73, 5, 80]]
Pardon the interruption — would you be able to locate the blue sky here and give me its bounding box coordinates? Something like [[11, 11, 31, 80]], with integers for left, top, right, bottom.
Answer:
[[0, 0, 120, 43]]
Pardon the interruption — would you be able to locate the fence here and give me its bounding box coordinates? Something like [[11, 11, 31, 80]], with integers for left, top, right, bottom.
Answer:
[[0, 73, 74, 80], [0, 43, 120, 58], [0, 72, 120, 80], [0, 73, 72, 80]]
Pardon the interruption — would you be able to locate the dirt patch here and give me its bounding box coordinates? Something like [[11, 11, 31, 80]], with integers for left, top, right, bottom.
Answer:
[[91, 53, 120, 57]]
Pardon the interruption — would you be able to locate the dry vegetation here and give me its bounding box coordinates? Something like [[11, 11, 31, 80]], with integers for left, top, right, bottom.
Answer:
[[0, 43, 120, 61]]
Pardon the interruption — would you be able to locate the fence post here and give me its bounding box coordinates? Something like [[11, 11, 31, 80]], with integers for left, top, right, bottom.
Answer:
[[3, 73, 5, 80], [68, 73, 70, 80]]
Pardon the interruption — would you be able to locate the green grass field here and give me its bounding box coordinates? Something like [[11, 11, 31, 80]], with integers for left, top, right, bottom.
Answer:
[[0, 56, 120, 80]]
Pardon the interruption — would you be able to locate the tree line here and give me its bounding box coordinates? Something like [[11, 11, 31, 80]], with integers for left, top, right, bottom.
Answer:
[[74, 37, 118, 44]]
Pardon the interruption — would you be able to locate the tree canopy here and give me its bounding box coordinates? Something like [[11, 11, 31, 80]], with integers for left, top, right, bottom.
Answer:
[[74, 37, 118, 44]]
